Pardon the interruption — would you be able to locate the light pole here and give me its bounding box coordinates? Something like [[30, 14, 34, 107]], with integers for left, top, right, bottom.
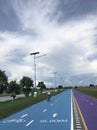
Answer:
[[30, 52, 40, 89], [30, 52, 46, 89], [60, 77, 63, 86], [54, 72, 57, 88]]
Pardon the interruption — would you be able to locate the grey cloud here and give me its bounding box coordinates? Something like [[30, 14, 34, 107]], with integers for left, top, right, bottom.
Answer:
[[69, 73, 97, 86], [0, 0, 21, 31], [87, 54, 97, 62], [47, 0, 97, 24], [44, 43, 81, 76], [6, 49, 26, 65], [1, 0, 97, 32]]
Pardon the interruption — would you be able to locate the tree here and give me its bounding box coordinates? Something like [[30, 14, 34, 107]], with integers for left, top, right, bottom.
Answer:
[[7, 80, 21, 94], [58, 85, 63, 89], [89, 84, 94, 87], [37, 81, 46, 93], [20, 76, 33, 97], [0, 70, 8, 94]]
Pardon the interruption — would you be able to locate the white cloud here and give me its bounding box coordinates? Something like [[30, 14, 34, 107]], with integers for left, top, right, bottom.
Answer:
[[0, 0, 97, 86]]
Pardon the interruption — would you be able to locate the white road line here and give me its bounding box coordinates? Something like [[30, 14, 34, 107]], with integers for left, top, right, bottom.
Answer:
[[43, 109, 47, 112], [51, 103, 53, 106], [21, 114, 28, 118], [76, 123, 81, 125], [52, 113, 58, 118], [76, 126, 82, 128], [71, 90, 74, 130], [26, 120, 34, 126]]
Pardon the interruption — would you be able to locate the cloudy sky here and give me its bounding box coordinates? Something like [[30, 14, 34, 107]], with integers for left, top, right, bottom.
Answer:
[[0, 0, 97, 87]]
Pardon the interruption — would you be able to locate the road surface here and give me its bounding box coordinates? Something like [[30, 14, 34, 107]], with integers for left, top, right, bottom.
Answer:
[[1, 89, 97, 130], [0, 90, 73, 130], [73, 89, 97, 130]]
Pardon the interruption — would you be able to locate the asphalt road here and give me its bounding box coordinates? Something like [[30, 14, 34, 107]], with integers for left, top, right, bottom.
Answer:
[[73, 89, 97, 130], [0, 94, 25, 102], [72, 93, 86, 130], [0, 90, 73, 130]]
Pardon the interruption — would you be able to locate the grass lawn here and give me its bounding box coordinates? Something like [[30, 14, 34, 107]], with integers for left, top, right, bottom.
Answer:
[[0, 89, 65, 120], [76, 87, 97, 99]]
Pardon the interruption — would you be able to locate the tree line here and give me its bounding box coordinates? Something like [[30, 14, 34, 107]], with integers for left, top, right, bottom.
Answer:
[[0, 69, 46, 97]]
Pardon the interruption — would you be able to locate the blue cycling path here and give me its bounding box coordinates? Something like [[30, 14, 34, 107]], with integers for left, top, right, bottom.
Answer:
[[0, 90, 73, 130]]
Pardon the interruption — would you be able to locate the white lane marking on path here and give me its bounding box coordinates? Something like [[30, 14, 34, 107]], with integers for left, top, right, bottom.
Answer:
[[21, 114, 28, 118], [26, 120, 34, 126], [71, 90, 74, 130], [53, 113, 58, 118], [3, 119, 26, 123], [43, 109, 47, 112]]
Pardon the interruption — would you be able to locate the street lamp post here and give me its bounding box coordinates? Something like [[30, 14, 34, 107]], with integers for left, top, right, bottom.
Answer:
[[60, 77, 63, 86], [30, 52, 40, 89], [30, 52, 46, 89], [54, 72, 57, 88]]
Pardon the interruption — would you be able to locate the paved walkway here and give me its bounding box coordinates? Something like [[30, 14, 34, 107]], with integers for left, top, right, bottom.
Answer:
[[0, 94, 25, 102]]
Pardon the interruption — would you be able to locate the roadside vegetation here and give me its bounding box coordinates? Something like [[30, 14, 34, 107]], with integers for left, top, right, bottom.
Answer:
[[0, 69, 47, 98], [0, 89, 65, 120], [75, 87, 97, 99]]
